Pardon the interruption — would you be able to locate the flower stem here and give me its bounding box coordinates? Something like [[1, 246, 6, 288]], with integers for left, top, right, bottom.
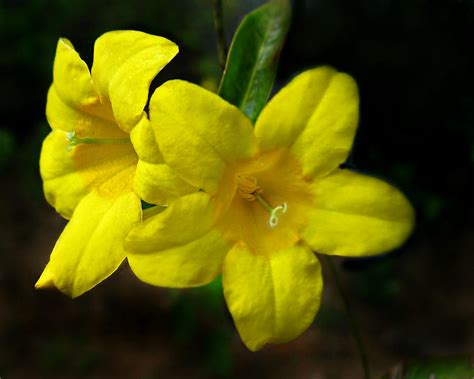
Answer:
[[212, 0, 227, 69], [321, 255, 371, 379]]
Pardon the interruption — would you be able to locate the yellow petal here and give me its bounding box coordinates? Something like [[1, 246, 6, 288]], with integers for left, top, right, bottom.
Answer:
[[40, 131, 89, 218], [46, 86, 122, 137], [134, 160, 195, 205], [255, 67, 359, 178], [129, 117, 164, 164], [128, 229, 228, 288], [40, 128, 137, 217], [35, 263, 55, 289], [91, 31, 179, 132], [126, 192, 215, 253], [52, 38, 99, 109], [303, 169, 415, 256], [130, 117, 195, 204], [255, 67, 336, 149], [222, 243, 322, 351], [39, 190, 141, 297], [126, 192, 229, 287], [149, 80, 258, 194]]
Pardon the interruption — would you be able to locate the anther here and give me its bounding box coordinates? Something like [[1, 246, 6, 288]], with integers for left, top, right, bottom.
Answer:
[[66, 131, 130, 152], [236, 175, 262, 201]]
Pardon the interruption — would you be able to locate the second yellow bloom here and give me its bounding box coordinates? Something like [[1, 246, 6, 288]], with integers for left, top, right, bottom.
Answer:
[[37, 31, 178, 297]]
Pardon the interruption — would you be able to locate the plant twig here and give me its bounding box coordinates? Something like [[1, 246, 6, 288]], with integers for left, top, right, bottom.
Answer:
[[212, 0, 227, 69], [321, 255, 371, 379]]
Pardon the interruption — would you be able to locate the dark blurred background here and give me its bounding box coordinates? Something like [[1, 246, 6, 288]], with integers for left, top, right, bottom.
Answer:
[[1, 0, 473, 378]]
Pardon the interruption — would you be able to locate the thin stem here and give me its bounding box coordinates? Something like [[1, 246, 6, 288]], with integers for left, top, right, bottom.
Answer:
[[321, 255, 371, 379], [254, 193, 274, 213], [212, 0, 227, 69], [65, 131, 131, 151]]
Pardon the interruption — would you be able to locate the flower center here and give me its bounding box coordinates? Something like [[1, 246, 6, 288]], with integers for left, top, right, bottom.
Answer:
[[217, 151, 313, 256], [66, 131, 131, 152], [236, 175, 288, 228]]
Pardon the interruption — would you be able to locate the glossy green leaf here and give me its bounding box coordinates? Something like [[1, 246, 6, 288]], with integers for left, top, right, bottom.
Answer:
[[381, 357, 474, 379], [218, 0, 291, 123]]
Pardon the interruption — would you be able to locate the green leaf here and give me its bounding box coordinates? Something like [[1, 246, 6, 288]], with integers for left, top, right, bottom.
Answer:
[[380, 357, 474, 379], [218, 0, 291, 123]]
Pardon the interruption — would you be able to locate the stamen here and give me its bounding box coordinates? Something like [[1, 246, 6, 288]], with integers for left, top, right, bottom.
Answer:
[[236, 175, 262, 201], [66, 131, 130, 152], [236, 175, 288, 228], [254, 193, 288, 228]]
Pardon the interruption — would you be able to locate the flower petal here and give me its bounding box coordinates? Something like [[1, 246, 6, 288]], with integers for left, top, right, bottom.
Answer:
[[40, 129, 137, 217], [35, 263, 55, 288], [149, 80, 258, 194], [91, 31, 179, 132], [303, 169, 415, 256], [129, 117, 164, 164], [222, 243, 322, 351], [255, 67, 359, 178], [36, 190, 141, 297], [126, 192, 229, 287], [52, 38, 98, 109], [128, 230, 228, 288], [134, 161, 195, 205], [40, 131, 89, 218], [126, 192, 215, 253], [130, 117, 195, 204], [46, 86, 122, 137]]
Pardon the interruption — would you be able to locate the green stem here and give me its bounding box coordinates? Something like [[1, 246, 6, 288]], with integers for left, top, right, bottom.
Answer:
[[70, 137, 130, 145], [254, 193, 274, 213], [321, 255, 371, 379], [212, 0, 227, 69]]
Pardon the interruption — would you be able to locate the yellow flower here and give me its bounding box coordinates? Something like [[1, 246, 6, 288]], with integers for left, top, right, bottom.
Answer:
[[125, 67, 415, 351], [36, 31, 178, 297]]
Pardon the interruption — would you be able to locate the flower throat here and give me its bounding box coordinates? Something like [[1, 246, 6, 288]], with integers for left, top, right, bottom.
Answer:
[[236, 175, 287, 228]]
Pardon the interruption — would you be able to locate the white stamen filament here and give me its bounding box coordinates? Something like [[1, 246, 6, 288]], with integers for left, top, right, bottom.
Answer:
[[66, 131, 130, 152]]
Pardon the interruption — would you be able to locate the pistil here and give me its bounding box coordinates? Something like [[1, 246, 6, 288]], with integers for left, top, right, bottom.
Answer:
[[254, 193, 288, 228], [66, 131, 131, 152]]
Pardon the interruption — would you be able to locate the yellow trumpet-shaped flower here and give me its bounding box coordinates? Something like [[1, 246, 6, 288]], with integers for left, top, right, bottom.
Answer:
[[125, 67, 415, 351], [36, 31, 179, 297]]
